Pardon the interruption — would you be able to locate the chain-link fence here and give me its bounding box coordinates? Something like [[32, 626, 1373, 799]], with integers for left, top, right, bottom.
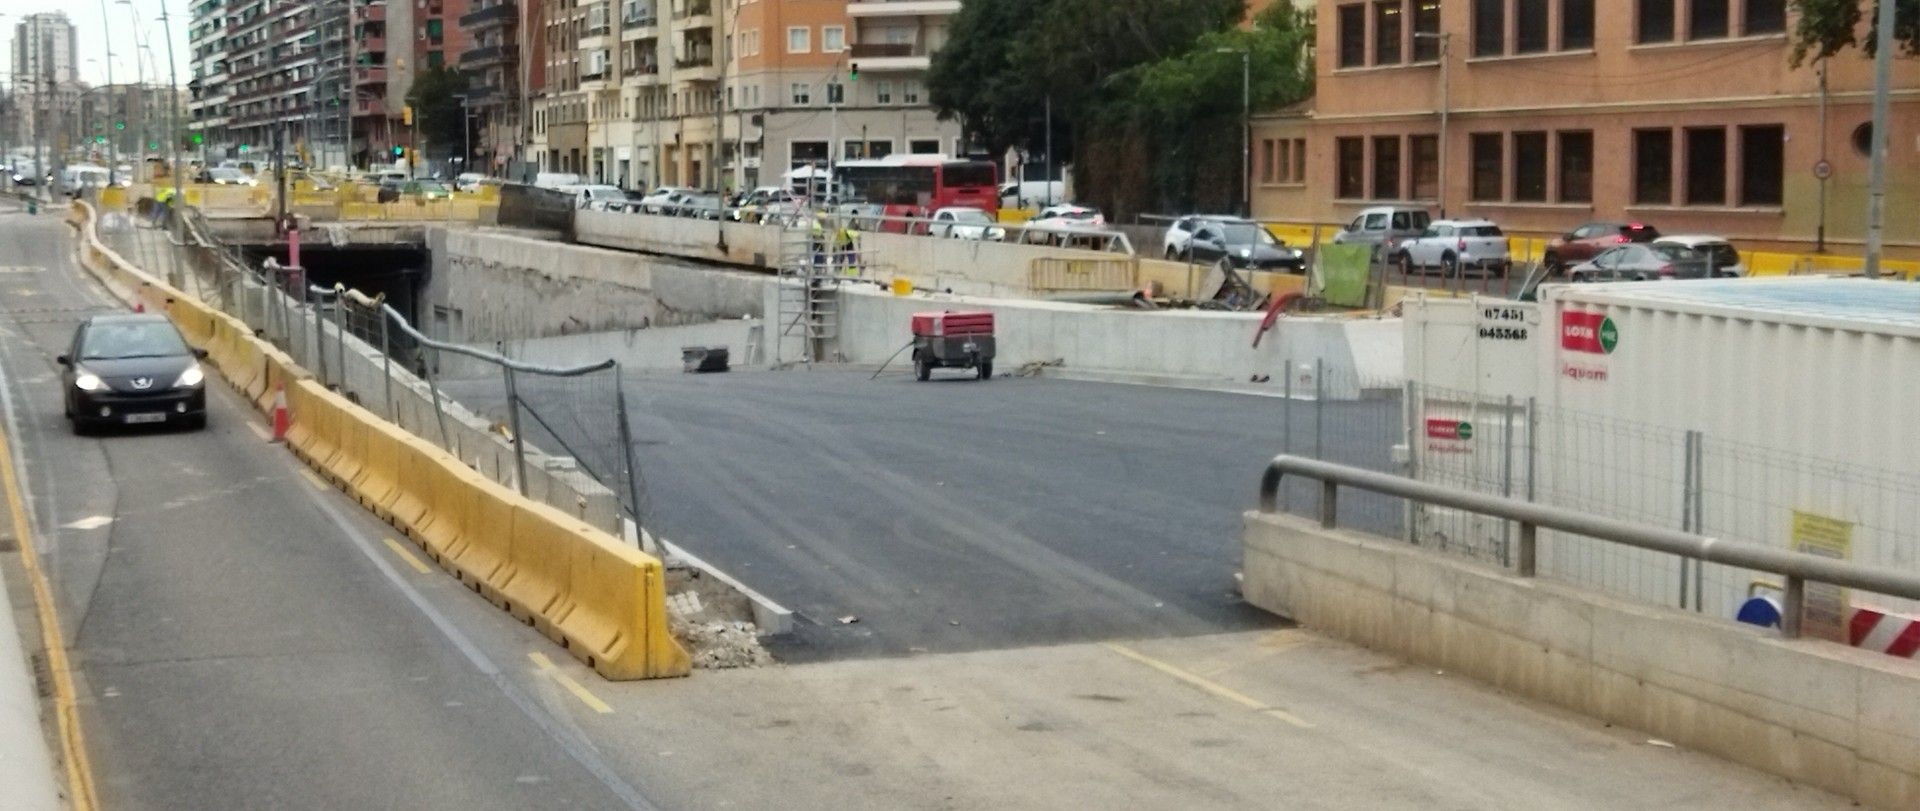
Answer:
[[1293, 375, 1920, 623], [157, 207, 648, 540]]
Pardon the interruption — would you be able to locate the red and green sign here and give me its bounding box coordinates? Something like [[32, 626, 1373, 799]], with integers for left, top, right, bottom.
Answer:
[[1561, 310, 1618, 354], [1425, 418, 1473, 441]]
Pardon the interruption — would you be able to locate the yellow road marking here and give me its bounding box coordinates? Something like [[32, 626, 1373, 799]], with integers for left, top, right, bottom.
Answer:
[[381, 538, 432, 574], [1104, 643, 1315, 729], [527, 652, 614, 714], [0, 413, 99, 808], [298, 467, 328, 491]]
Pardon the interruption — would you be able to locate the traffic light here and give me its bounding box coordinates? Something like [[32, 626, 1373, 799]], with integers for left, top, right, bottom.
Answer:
[[402, 105, 413, 126], [849, 63, 860, 81], [115, 121, 125, 130], [392, 145, 404, 158], [238, 144, 250, 154], [148, 141, 159, 150], [191, 134, 204, 145], [94, 136, 105, 144]]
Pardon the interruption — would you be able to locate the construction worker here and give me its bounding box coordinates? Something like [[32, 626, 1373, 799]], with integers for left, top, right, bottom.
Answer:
[[834, 220, 860, 275], [152, 185, 177, 227]]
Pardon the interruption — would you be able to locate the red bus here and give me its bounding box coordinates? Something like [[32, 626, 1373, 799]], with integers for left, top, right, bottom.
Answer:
[[829, 155, 999, 230]]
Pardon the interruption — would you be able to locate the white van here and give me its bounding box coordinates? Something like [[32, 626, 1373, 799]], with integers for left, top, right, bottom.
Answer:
[[533, 172, 583, 189], [61, 165, 112, 196]]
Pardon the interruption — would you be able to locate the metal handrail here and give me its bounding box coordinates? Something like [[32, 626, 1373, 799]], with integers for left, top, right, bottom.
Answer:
[[1256, 454, 1920, 639]]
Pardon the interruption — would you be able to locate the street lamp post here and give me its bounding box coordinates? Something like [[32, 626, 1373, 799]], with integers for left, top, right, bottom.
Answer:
[[158, 3, 185, 287], [1863, 0, 1895, 278], [96, 4, 120, 185], [1216, 47, 1250, 218], [1414, 31, 1450, 216]]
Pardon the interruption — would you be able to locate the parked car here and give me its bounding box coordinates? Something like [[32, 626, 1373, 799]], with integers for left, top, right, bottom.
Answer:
[[1331, 205, 1431, 259], [1393, 219, 1511, 277], [639, 185, 698, 214], [1567, 243, 1709, 282], [563, 184, 628, 209], [1179, 219, 1305, 272], [931, 206, 1006, 241], [61, 165, 112, 196], [1654, 234, 1744, 277], [453, 172, 486, 193], [674, 191, 725, 219], [1544, 221, 1660, 273], [999, 180, 1066, 209], [1164, 214, 1267, 259], [732, 186, 802, 223], [205, 167, 256, 186], [1029, 204, 1106, 228], [58, 313, 208, 433], [532, 172, 583, 189]]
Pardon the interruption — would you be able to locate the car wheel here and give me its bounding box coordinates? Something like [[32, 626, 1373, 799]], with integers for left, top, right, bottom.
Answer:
[[977, 361, 992, 381], [915, 352, 932, 382], [1396, 252, 1414, 276], [183, 414, 207, 431], [1166, 247, 1179, 260], [1543, 252, 1562, 275]]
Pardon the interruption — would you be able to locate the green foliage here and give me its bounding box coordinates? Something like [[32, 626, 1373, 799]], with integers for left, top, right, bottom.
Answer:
[[405, 66, 470, 160], [1789, 0, 1920, 65]]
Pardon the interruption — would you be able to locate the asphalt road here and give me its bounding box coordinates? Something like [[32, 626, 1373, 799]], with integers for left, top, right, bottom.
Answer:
[[449, 365, 1407, 662], [0, 207, 659, 808]]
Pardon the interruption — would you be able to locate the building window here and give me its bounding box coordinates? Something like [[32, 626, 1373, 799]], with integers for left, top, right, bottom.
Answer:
[[1689, 0, 1729, 39], [791, 140, 827, 169], [1739, 125, 1784, 206], [1562, 0, 1595, 49], [1291, 138, 1306, 183], [826, 82, 844, 105], [822, 26, 844, 52], [427, 18, 444, 42], [1336, 137, 1365, 199], [1470, 132, 1502, 201], [1557, 130, 1593, 203], [787, 26, 809, 54], [1512, 131, 1547, 201], [1338, 4, 1366, 68], [1473, 0, 1505, 57], [426, 50, 444, 68], [1685, 126, 1726, 204], [875, 80, 893, 105], [1637, 0, 1675, 43], [1746, 0, 1786, 34], [789, 81, 810, 106], [1633, 128, 1672, 204], [1412, 1, 1441, 61], [1262, 139, 1278, 184], [903, 80, 921, 104], [1373, 136, 1401, 199], [910, 139, 941, 154], [1515, 0, 1548, 53], [1374, 1, 1403, 65], [1410, 134, 1438, 200]]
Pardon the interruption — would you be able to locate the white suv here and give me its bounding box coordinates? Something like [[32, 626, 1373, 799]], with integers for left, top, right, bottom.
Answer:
[[1393, 219, 1511, 277]]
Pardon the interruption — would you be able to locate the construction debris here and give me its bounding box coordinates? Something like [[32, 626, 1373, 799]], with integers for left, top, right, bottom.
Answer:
[[673, 620, 775, 669]]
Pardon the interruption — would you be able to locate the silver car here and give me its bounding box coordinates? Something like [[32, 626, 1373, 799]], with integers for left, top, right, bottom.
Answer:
[[1332, 205, 1431, 260], [1568, 243, 1710, 282]]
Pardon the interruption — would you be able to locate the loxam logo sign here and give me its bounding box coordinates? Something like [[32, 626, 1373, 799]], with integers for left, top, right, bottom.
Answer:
[[1561, 310, 1619, 354]]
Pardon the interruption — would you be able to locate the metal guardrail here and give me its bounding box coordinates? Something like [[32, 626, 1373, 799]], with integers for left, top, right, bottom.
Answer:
[[1257, 454, 1920, 640]]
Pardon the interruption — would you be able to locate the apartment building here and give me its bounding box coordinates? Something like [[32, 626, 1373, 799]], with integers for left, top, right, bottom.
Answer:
[[188, 0, 233, 154], [10, 12, 81, 152], [459, 0, 542, 174], [523, 0, 962, 191], [1252, 1, 1920, 248]]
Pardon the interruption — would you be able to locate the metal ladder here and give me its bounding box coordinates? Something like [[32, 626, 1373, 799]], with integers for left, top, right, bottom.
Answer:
[[775, 209, 837, 364]]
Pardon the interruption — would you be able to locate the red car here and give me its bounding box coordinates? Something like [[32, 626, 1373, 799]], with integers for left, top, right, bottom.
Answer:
[[1544, 221, 1660, 274]]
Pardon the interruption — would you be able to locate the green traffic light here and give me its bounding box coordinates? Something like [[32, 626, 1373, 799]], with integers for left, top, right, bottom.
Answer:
[[115, 121, 125, 130], [392, 146, 404, 156], [238, 144, 250, 153], [192, 134, 204, 145], [94, 136, 106, 144], [148, 141, 159, 150]]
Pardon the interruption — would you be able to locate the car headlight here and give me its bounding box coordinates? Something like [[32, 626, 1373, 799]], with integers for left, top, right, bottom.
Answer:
[[1291, 248, 1304, 259], [74, 372, 105, 392], [1240, 248, 1253, 258], [173, 364, 204, 388], [987, 227, 1006, 240]]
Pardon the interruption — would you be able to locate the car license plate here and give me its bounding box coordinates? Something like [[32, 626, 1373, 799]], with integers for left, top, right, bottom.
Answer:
[[123, 412, 167, 424]]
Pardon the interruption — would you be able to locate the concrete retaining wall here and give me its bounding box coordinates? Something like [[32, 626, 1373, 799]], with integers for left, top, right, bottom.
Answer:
[[1241, 510, 1920, 810], [833, 285, 1400, 395], [427, 227, 768, 345]]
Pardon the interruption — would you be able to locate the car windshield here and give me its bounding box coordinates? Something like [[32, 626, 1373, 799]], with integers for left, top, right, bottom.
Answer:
[[1049, 208, 1098, 221], [1221, 224, 1277, 246], [947, 209, 992, 224], [210, 169, 242, 180], [1651, 244, 1698, 261], [81, 321, 189, 360]]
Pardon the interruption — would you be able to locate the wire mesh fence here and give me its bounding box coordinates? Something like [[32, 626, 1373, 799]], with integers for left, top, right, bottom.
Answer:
[[159, 211, 649, 539], [1268, 360, 1408, 540]]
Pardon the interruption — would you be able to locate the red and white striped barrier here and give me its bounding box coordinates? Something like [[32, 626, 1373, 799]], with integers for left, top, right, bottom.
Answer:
[[1848, 607, 1920, 659]]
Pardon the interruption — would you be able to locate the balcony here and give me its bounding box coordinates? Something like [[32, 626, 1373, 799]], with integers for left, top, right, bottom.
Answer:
[[353, 66, 387, 86], [459, 43, 519, 68], [674, 0, 712, 29], [458, 1, 516, 29], [357, 35, 386, 52], [352, 97, 384, 116], [352, 3, 386, 23], [673, 56, 717, 82], [846, 0, 960, 17], [848, 42, 929, 71]]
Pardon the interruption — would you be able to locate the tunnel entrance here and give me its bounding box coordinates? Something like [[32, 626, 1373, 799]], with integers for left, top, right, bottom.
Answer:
[[239, 244, 429, 326]]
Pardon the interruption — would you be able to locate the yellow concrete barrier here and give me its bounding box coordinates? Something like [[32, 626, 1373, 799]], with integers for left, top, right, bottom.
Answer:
[[386, 437, 438, 538], [352, 422, 408, 519], [504, 502, 579, 635]]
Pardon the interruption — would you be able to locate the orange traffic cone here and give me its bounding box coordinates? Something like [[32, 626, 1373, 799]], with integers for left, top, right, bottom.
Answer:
[[270, 385, 290, 443]]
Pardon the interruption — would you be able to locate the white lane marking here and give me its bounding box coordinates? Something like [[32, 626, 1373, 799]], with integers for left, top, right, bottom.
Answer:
[[60, 515, 113, 531]]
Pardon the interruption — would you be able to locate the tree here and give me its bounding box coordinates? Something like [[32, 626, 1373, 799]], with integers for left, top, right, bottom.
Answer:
[[928, 0, 1047, 159], [1789, 0, 1919, 65], [406, 67, 470, 162]]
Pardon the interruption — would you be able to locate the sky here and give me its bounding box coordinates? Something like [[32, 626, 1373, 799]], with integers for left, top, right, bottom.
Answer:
[[5, 0, 194, 88]]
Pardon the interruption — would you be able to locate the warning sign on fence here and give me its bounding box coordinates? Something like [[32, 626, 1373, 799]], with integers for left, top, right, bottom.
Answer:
[[1791, 510, 1853, 643]]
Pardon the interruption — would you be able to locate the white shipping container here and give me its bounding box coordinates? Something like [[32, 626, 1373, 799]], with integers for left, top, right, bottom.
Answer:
[[1538, 277, 1920, 620]]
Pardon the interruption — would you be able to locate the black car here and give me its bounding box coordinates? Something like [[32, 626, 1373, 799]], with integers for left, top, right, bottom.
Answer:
[[58, 314, 208, 433], [1180, 220, 1305, 272]]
